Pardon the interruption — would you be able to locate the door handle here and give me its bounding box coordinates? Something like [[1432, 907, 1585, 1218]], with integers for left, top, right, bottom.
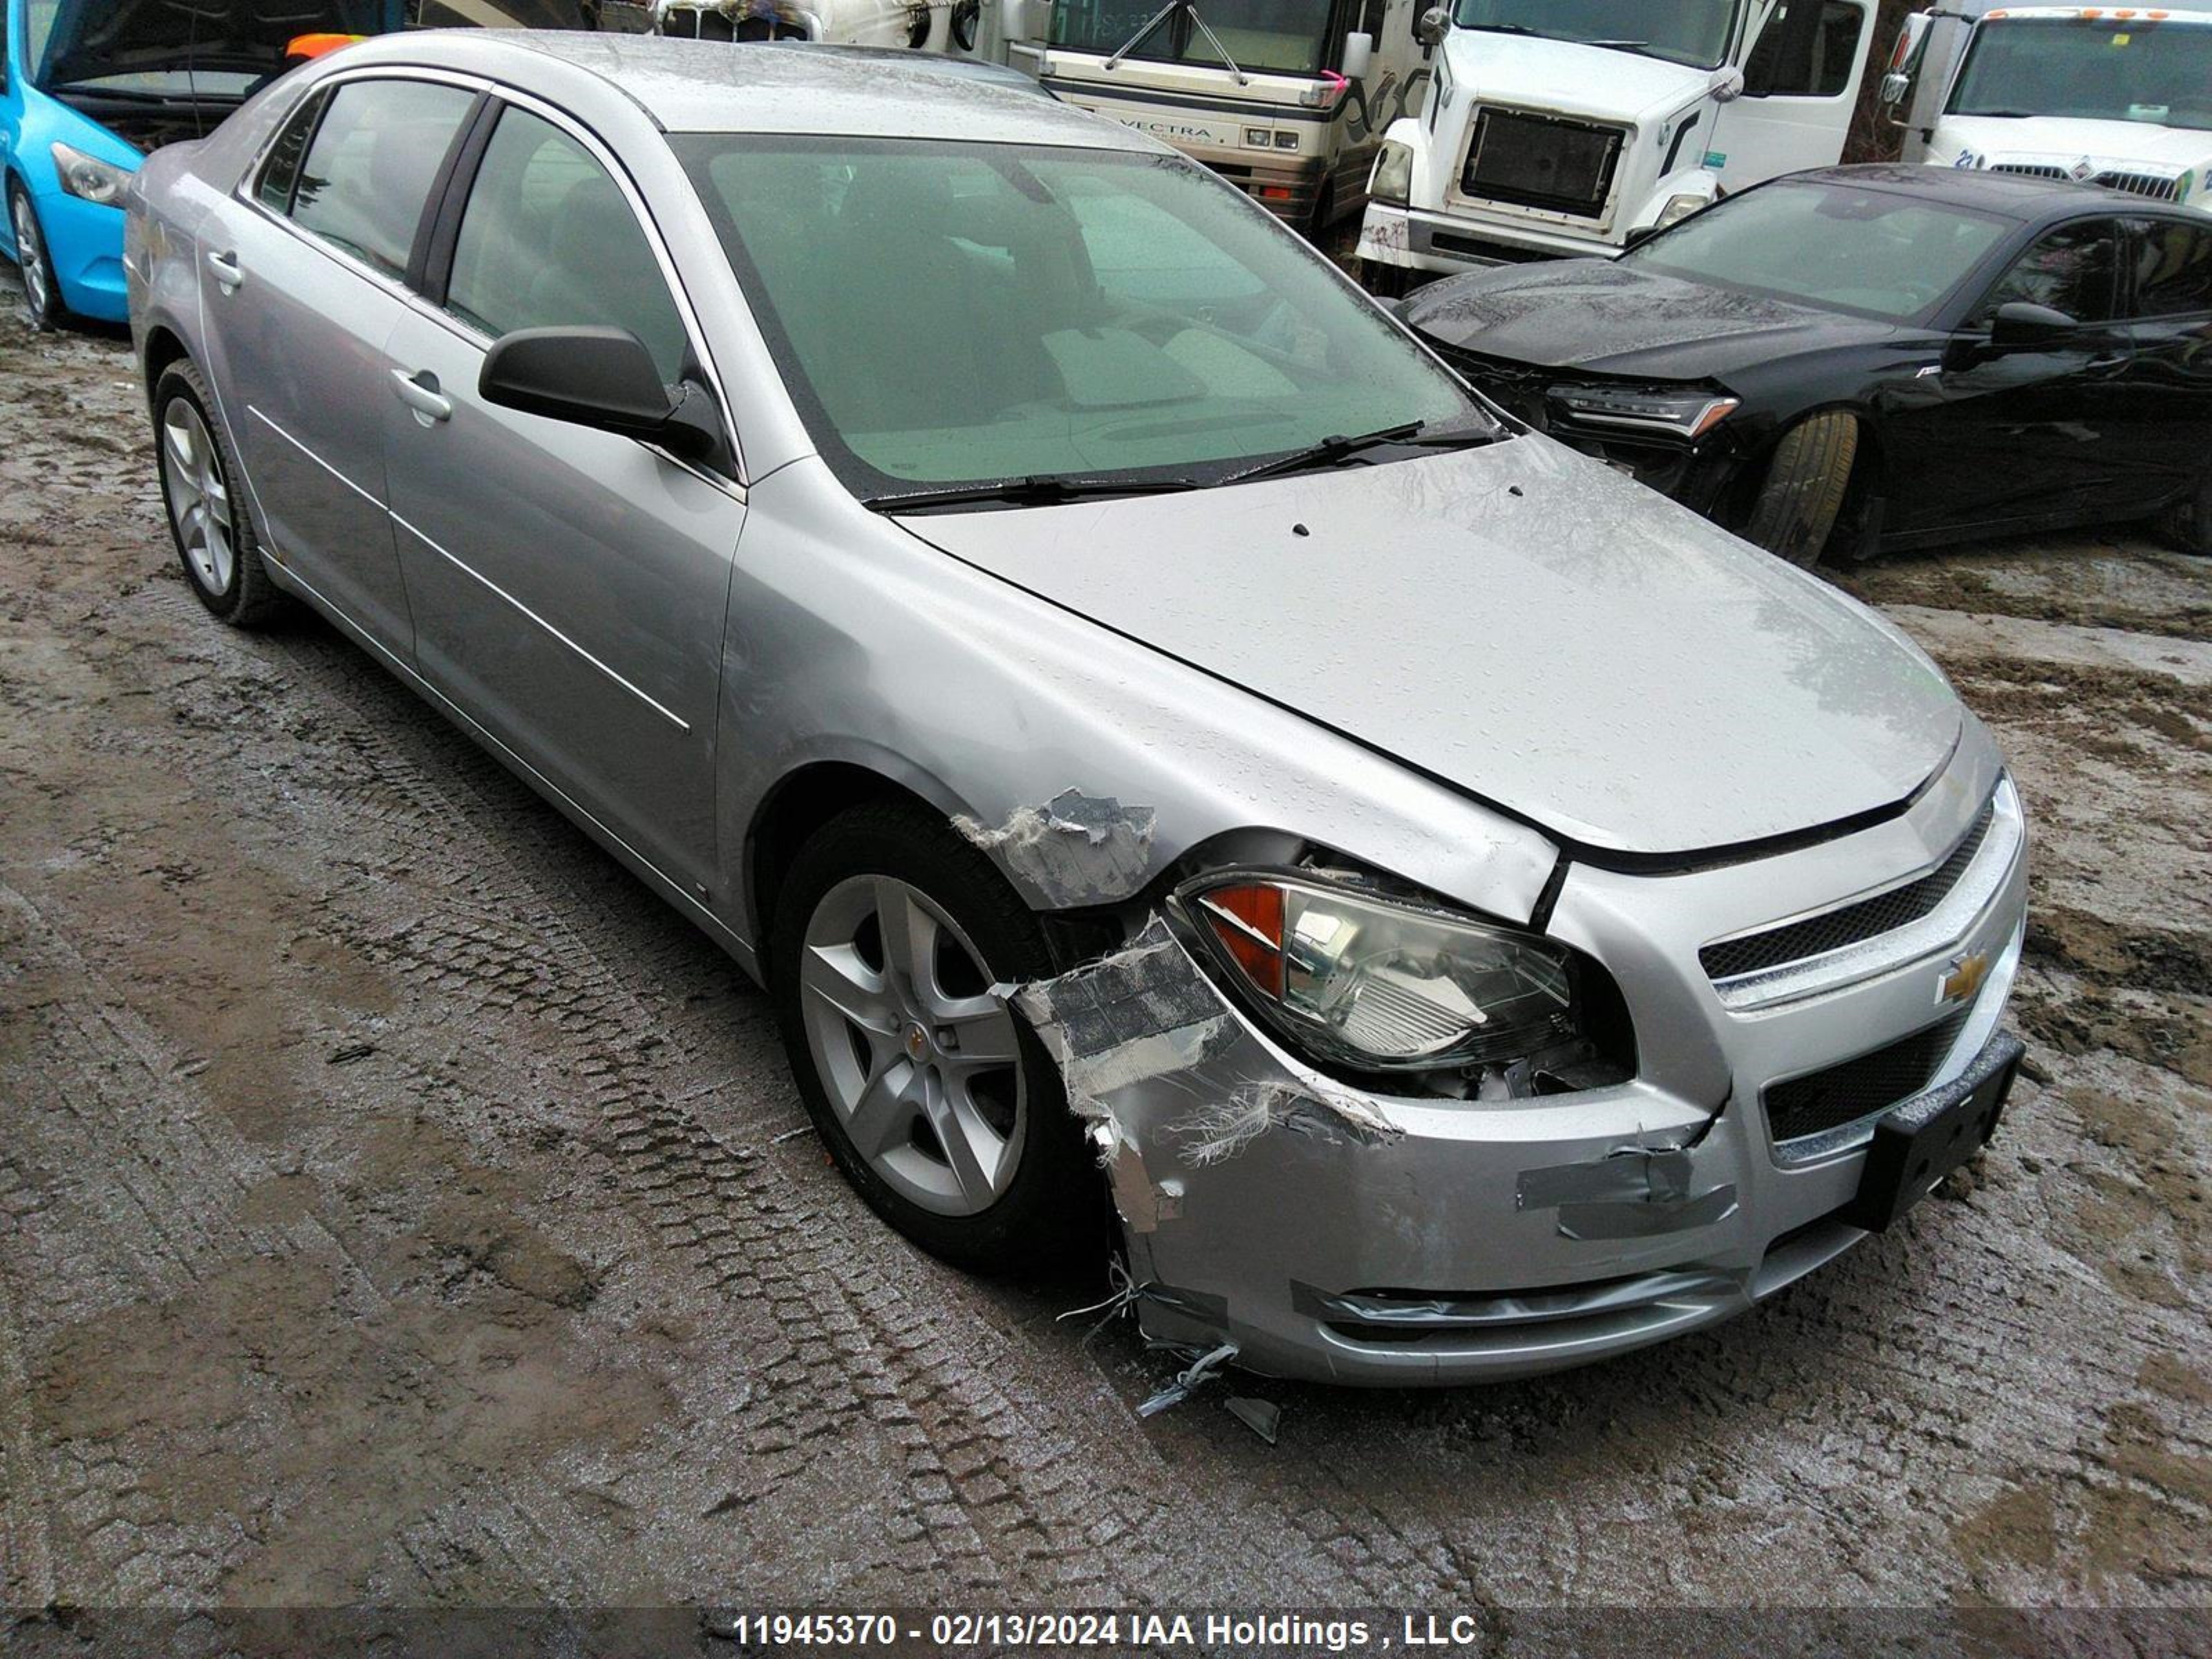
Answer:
[[2085, 354, 2129, 371], [204, 250, 243, 291], [390, 368, 453, 424]]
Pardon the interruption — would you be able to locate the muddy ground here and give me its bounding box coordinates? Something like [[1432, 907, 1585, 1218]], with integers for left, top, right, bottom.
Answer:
[[0, 296, 2206, 1639]]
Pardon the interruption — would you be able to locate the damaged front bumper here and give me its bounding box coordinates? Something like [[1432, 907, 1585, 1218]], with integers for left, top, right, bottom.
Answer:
[[1019, 768, 2030, 1386]]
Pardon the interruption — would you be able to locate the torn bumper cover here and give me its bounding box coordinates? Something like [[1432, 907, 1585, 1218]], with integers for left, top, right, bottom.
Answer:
[[1013, 891, 2025, 1386]]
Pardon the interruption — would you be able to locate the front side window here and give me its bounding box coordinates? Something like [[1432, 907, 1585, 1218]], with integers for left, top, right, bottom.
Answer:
[[677, 136, 1481, 498], [2129, 219, 2212, 318], [444, 106, 690, 383], [290, 79, 476, 281], [1447, 0, 1741, 71], [1973, 221, 2125, 325], [1049, 0, 1338, 77], [1742, 0, 1864, 98], [1629, 180, 2012, 323], [1947, 17, 2212, 132]]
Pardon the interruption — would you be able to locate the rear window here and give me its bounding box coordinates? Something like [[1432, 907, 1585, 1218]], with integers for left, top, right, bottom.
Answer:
[[290, 79, 476, 281], [2133, 218, 2212, 317], [1628, 180, 2012, 322]]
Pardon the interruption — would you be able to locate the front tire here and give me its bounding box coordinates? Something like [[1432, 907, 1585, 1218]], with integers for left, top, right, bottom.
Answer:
[[153, 359, 291, 628], [769, 800, 1103, 1273], [8, 181, 60, 332], [1741, 411, 1861, 568], [2156, 468, 2212, 557]]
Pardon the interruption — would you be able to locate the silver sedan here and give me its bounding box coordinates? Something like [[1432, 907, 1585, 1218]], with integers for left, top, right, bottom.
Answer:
[[126, 33, 2029, 1385]]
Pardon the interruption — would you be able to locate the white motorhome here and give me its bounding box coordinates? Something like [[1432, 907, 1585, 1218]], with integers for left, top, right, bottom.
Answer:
[[1356, 0, 1881, 289], [1880, 3, 2212, 211], [991, 0, 1432, 229]]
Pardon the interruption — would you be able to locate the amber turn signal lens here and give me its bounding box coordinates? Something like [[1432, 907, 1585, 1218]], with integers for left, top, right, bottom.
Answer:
[[1197, 882, 1285, 999]]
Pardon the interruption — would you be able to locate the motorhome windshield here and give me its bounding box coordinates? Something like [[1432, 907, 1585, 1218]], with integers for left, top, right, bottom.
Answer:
[[1949, 17, 2212, 131], [1447, 0, 1741, 70], [1049, 0, 1333, 75]]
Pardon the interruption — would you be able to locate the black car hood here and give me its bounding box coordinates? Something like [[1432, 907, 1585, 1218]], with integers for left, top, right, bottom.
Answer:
[[1403, 259, 1902, 382], [37, 0, 399, 89]]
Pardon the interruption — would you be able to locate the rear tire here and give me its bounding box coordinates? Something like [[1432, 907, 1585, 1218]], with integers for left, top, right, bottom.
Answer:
[[2155, 468, 2212, 557], [769, 800, 1105, 1275], [153, 359, 292, 628], [1741, 411, 1861, 568], [8, 180, 60, 333]]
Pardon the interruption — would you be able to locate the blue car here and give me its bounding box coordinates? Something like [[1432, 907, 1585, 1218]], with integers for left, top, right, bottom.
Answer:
[[3, 0, 397, 328]]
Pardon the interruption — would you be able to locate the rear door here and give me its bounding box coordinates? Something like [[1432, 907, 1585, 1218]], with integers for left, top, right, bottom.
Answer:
[[1884, 214, 2139, 536], [377, 97, 742, 897], [2120, 214, 2212, 509], [1714, 0, 1876, 185], [194, 73, 479, 657]]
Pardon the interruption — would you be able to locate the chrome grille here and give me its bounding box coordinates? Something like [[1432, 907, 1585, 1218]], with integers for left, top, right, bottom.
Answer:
[[1461, 108, 1624, 218], [1990, 161, 2182, 200], [1702, 798, 1996, 983]]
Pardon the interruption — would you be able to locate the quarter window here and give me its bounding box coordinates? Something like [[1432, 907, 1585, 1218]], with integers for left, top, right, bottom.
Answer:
[[444, 107, 690, 384], [256, 90, 324, 214], [1975, 221, 2126, 324], [290, 79, 476, 280], [2130, 218, 2212, 317]]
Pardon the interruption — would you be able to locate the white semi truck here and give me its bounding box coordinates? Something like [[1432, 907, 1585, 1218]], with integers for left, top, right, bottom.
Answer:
[[1879, 3, 2212, 212], [1355, 0, 1882, 290], [648, 0, 976, 50], [991, 0, 1433, 230]]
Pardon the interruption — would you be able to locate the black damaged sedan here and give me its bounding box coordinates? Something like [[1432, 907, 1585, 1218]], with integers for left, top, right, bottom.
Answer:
[[1400, 165, 2212, 566]]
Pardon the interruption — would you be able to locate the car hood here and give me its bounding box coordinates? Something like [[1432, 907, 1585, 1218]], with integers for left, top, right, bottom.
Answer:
[[36, 0, 399, 90], [1402, 259, 1898, 381], [1436, 29, 1716, 124], [898, 438, 1960, 859], [1936, 114, 2212, 175]]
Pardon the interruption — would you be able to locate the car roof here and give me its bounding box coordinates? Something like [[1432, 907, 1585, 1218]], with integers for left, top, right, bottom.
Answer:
[[1768, 162, 2184, 223], [384, 28, 1149, 146]]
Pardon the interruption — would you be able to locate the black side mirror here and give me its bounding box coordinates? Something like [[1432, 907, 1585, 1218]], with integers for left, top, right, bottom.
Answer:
[[1987, 301, 2079, 349], [480, 325, 721, 463]]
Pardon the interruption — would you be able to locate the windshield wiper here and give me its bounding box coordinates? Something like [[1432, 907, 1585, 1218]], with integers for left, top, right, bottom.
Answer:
[[864, 474, 1202, 514], [1465, 22, 1539, 34], [1215, 418, 1501, 487], [1105, 0, 1248, 85], [1580, 38, 1652, 55]]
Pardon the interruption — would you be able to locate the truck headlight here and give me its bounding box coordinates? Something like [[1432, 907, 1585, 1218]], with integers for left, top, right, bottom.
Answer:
[[52, 143, 133, 206], [1551, 384, 1738, 440], [1177, 870, 1586, 1073], [1369, 140, 1414, 207], [1653, 190, 1709, 229]]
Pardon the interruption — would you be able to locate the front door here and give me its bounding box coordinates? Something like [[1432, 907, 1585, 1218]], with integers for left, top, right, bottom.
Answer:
[[379, 100, 741, 896], [195, 75, 478, 657], [1712, 0, 1875, 186], [2120, 215, 2212, 512], [1883, 215, 2139, 537]]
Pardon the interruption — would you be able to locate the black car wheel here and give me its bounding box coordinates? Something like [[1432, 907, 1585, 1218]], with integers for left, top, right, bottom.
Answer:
[[769, 800, 1104, 1274], [1741, 411, 1860, 568], [153, 360, 292, 628], [2156, 468, 2212, 558], [8, 180, 61, 332]]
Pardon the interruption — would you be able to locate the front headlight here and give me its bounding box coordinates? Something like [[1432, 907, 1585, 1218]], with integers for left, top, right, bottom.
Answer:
[[52, 143, 133, 207], [1550, 383, 1738, 440], [1652, 189, 1709, 229], [1369, 140, 1414, 207], [1177, 870, 1584, 1074]]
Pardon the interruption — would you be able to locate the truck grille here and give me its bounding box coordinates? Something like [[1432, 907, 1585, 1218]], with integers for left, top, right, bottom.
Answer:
[[1461, 108, 1624, 218], [1763, 1009, 1971, 1145], [1989, 161, 2182, 201], [1700, 798, 1996, 983]]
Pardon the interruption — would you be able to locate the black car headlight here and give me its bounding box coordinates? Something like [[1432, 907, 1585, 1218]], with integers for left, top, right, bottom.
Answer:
[[1550, 384, 1738, 440], [1175, 869, 1594, 1075]]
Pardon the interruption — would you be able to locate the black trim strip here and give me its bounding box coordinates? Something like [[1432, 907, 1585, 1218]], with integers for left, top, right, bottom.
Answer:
[[1662, 109, 1701, 176], [404, 91, 494, 299], [417, 93, 502, 306], [1042, 75, 1337, 124]]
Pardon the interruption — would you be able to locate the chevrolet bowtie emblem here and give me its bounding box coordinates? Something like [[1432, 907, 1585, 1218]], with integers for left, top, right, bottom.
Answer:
[[1938, 950, 1991, 1005]]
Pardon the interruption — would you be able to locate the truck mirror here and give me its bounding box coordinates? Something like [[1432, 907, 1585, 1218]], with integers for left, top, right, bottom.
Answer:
[[1000, 0, 1038, 42], [1878, 69, 1911, 106], [1341, 30, 1374, 80], [1709, 65, 1745, 103], [1415, 7, 1448, 50]]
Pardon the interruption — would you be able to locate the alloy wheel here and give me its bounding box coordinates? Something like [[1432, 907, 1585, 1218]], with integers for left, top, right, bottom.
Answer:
[[160, 400, 236, 597], [796, 873, 1027, 1217], [12, 193, 51, 326]]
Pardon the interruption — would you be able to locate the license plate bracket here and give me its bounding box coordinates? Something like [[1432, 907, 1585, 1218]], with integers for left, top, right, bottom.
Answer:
[[1841, 1035, 2024, 1232]]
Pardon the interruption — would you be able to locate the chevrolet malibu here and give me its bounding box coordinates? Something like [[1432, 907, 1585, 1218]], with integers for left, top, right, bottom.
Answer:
[[128, 33, 2030, 1385]]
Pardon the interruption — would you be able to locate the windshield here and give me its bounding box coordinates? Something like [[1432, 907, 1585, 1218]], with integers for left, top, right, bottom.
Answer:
[[1049, 0, 1333, 76], [1448, 0, 1741, 70], [678, 137, 1482, 499], [1628, 179, 2013, 321], [1949, 17, 2212, 131]]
